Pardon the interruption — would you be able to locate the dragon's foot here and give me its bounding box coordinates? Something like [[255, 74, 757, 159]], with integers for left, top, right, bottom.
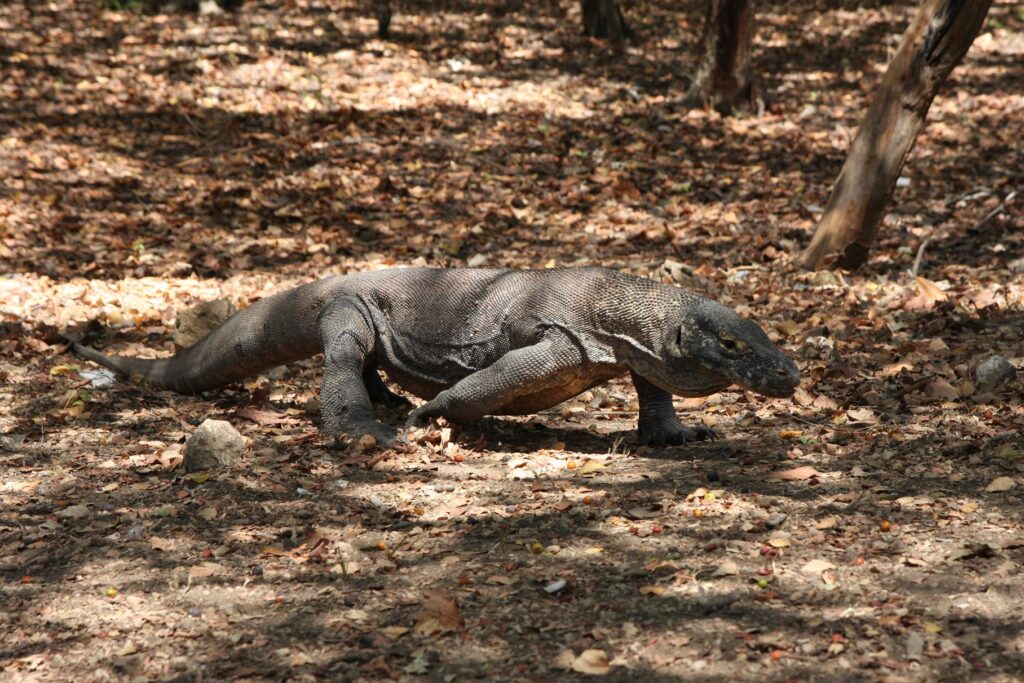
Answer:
[[638, 421, 718, 447]]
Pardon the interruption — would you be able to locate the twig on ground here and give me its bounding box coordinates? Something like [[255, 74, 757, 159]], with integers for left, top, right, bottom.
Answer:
[[911, 235, 934, 278]]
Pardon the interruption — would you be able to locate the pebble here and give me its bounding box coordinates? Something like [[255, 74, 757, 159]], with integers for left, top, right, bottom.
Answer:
[[973, 354, 1015, 389]]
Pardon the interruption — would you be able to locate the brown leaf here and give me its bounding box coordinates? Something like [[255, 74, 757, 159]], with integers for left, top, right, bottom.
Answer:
[[816, 515, 839, 530], [414, 590, 464, 635], [626, 505, 662, 519], [985, 476, 1016, 493], [572, 649, 613, 675], [846, 407, 877, 423], [905, 277, 948, 310], [768, 466, 823, 481], [801, 559, 836, 575], [577, 460, 606, 475], [189, 562, 220, 578], [775, 319, 801, 337], [56, 504, 91, 519], [925, 378, 959, 402], [792, 387, 815, 406], [712, 560, 739, 577], [148, 536, 175, 551], [235, 405, 299, 426], [811, 394, 840, 410], [553, 650, 577, 671]]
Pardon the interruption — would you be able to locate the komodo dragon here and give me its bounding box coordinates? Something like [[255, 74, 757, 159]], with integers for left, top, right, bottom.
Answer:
[[72, 267, 799, 446]]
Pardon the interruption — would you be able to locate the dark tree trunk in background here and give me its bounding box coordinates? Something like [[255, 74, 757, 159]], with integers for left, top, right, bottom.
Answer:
[[581, 0, 632, 42], [375, 0, 392, 38], [800, 0, 992, 270], [686, 0, 756, 114]]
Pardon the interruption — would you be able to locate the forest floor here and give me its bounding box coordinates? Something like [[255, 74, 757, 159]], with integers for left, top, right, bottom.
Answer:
[[2, 0, 1023, 681]]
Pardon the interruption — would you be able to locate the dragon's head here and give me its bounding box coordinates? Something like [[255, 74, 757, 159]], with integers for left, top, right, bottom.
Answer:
[[662, 298, 800, 398]]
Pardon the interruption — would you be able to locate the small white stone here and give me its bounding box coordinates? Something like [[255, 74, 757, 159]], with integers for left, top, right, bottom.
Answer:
[[183, 419, 246, 472], [198, 0, 224, 15]]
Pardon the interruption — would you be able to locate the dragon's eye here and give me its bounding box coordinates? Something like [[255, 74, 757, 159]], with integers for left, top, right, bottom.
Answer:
[[720, 335, 745, 352], [676, 327, 683, 348]]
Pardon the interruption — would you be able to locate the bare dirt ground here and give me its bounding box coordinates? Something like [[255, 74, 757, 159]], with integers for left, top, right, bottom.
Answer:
[[1, 1, 1023, 681]]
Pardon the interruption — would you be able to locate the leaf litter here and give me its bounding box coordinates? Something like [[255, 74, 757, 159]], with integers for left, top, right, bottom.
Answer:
[[0, 1, 1022, 681]]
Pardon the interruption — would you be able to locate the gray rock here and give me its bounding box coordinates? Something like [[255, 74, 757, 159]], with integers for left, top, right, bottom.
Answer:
[[184, 419, 246, 472], [173, 299, 236, 350], [973, 354, 1016, 390]]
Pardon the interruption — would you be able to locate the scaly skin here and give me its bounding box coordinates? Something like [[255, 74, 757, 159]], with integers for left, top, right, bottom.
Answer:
[[72, 267, 800, 447]]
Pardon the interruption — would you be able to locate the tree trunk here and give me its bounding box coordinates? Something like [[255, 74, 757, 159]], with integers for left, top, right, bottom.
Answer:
[[374, 0, 392, 39], [800, 0, 992, 271], [686, 0, 756, 114], [581, 0, 632, 42]]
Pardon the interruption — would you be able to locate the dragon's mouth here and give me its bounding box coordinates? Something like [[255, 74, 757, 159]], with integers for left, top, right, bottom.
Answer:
[[694, 356, 800, 399], [754, 381, 800, 398]]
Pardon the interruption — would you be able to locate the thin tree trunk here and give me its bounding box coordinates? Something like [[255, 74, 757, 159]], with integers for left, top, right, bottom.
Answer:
[[686, 0, 756, 114], [581, 0, 632, 42], [375, 0, 392, 39], [800, 0, 992, 270]]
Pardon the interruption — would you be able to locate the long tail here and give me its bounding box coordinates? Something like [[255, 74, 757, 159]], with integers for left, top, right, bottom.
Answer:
[[72, 278, 345, 394]]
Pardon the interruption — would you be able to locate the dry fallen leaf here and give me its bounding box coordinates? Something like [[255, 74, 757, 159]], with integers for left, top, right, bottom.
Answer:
[[571, 649, 613, 675], [985, 476, 1016, 493], [414, 590, 464, 635], [56, 504, 91, 519], [769, 466, 823, 481], [775, 319, 801, 337], [801, 559, 837, 575], [189, 562, 220, 578], [197, 506, 219, 521], [148, 536, 174, 551], [553, 649, 577, 671], [816, 515, 839, 530], [925, 378, 959, 402], [626, 505, 662, 519], [905, 277, 948, 310], [712, 560, 739, 577], [846, 407, 877, 423], [577, 460, 607, 475], [486, 575, 515, 586]]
